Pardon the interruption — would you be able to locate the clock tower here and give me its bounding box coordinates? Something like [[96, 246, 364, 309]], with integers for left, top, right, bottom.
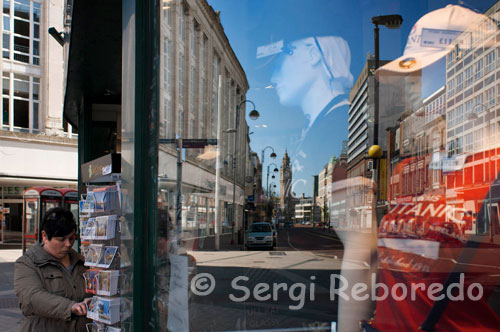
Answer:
[[280, 150, 292, 217]]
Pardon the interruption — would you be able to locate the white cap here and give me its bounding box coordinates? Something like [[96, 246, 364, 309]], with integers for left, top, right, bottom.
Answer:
[[378, 5, 493, 76]]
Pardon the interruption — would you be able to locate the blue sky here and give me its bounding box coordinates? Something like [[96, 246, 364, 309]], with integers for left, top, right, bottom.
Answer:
[[207, 0, 495, 196]]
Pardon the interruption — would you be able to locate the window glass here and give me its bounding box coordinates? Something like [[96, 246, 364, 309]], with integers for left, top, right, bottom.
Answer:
[[3, 15, 9, 31], [2, 75, 8, 95], [13, 98, 27, 128], [13, 1, 28, 20], [2, 0, 8, 15], [33, 80, 38, 100], [13, 18, 28, 37], [146, 1, 500, 332], [13, 75, 28, 98], [2, 97, 8, 124], [32, 101, 37, 129], [33, 2, 39, 22]]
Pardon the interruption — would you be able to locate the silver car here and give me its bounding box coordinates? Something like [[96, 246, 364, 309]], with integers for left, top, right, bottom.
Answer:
[[246, 222, 274, 250]]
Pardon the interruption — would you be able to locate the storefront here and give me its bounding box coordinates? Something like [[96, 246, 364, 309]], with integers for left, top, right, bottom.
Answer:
[[63, 0, 500, 331]]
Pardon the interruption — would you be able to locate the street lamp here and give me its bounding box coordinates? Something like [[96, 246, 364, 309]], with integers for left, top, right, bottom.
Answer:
[[227, 100, 259, 245], [370, 13, 403, 226], [267, 162, 279, 195], [371, 14, 403, 145], [467, 103, 495, 242]]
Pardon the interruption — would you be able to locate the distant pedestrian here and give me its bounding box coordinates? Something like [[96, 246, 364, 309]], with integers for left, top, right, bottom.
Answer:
[[14, 207, 90, 331]]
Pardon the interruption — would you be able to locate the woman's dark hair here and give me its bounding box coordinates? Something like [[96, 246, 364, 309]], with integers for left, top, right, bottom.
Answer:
[[40, 207, 76, 240]]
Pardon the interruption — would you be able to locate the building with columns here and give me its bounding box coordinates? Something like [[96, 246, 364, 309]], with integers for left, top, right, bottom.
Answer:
[[0, 0, 77, 244]]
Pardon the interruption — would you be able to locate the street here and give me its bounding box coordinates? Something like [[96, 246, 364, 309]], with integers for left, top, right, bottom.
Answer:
[[187, 227, 359, 332], [0, 250, 22, 332]]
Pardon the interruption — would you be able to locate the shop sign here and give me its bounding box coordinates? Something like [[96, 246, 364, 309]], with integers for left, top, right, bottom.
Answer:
[[3, 186, 28, 197], [2, 207, 9, 214]]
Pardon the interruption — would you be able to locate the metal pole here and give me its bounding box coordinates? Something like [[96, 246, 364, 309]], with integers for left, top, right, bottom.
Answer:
[[373, 23, 380, 146], [215, 75, 223, 250], [176, 138, 183, 243], [232, 105, 240, 245], [266, 165, 270, 196], [373, 23, 381, 226], [242, 141, 248, 248]]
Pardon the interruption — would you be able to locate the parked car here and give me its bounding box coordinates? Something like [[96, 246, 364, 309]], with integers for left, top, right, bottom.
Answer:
[[284, 221, 294, 228], [246, 222, 274, 250]]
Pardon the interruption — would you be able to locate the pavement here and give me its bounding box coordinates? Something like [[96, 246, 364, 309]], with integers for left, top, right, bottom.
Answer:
[[0, 249, 22, 332]]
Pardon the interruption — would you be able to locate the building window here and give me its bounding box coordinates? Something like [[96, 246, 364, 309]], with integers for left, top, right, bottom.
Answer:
[[1, 71, 39, 132], [178, 55, 184, 102], [465, 66, 473, 87], [2, 0, 40, 65], [465, 99, 473, 118], [455, 104, 463, 125], [163, 38, 171, 91], [474, 128, 484, 150], [465, 132, 473, 152], [456, 72, 463, 92], [486, 49, 495, 73], [448, 140, 455, 157], [474, 94, 484, 114], [474, 58, 483, 80], [455, 136, 463, 155], [447, 80, 455, 98], [447, 109, 455, 128], [486, 86, 495, 107]]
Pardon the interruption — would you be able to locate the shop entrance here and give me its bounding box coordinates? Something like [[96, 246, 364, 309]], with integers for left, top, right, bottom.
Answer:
[[1, 201, 22, 243]]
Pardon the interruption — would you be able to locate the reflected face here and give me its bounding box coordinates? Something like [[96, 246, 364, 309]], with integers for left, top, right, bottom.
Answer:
[[271, 40, 313, 106], [42, 230, 76, 260]]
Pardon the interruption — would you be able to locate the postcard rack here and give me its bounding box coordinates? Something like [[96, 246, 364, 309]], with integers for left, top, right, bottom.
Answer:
[[80, 177, 132, 332]]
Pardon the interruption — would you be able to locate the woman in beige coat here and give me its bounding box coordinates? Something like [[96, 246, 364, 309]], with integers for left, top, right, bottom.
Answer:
[[14, 207, 90, 331]]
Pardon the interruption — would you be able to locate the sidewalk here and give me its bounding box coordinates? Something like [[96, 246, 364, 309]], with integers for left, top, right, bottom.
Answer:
[[0, 249, 22, 332]]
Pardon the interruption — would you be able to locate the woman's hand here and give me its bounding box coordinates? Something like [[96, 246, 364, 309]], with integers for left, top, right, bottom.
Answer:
[[71, 301, 88, 316]]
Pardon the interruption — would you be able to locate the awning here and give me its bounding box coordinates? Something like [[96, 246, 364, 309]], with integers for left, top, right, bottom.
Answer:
[[63, 0, 122, 129], [0, 176, 77, 187]]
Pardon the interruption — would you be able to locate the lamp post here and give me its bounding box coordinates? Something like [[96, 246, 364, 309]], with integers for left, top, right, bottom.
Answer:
[[261, 147, 277, 194], [226, 100, 259, 245], [468, 103, 495, 242], [267, 163, 279, 196], [370, 14, 403, 225]]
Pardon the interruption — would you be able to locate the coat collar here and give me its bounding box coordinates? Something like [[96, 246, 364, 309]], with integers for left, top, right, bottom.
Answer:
[[26, 243, 84, 267]]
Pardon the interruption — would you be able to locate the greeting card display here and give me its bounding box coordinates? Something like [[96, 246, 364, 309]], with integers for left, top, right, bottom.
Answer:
[[87, 297, 121, 325], [97, 246, 119, 268], [84, 269, 101, 294], [95, 215, 118, 240], [97, 270, 119, 296], [81, 243, 90, 258], [80, 198, 96, 214], [81, 165, 127, 330], [106, 327, 121, 332], [92, 185, 120, 212], [82, 218, 96, 240], [86, 322, 106, 332], [85, 244, 104, 267]]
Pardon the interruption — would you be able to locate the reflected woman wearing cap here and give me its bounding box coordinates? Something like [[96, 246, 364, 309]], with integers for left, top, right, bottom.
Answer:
[[271, 36, 353, 196]]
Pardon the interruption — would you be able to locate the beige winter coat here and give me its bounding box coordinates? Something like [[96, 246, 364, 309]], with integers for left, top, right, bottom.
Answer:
[[14, 243, 90, 332]]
